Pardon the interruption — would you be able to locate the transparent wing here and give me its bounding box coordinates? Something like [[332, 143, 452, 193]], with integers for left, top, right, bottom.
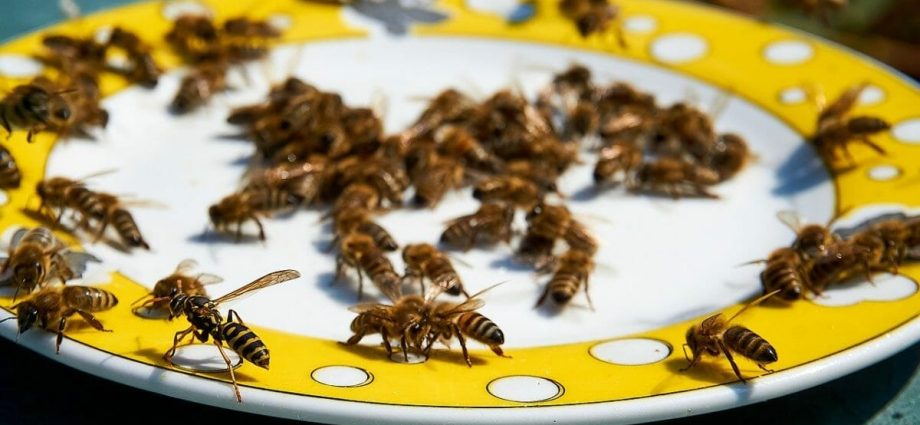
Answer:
[[213, 269, 301, 305], [9, 228, 28, 248], [818, 83, 867, 123], [347, 303, 391, 314], [60, 251, 101, 278], [175, 259, 198, 274], [195, 273, 224, 286], [444, 298, 485, 315], [776, 210, 802, 233]]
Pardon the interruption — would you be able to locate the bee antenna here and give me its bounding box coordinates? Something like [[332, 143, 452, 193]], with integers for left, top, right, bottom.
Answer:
[[468, 280, 508, 300], [0, 316, 16, 325], [737, 258, 767, 267], [130, 293, 154, 307], [726, 289, 781, 323]]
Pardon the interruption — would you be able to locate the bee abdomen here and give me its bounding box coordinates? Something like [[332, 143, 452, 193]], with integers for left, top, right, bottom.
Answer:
[[221, 322, 270, 369], [564, 222, 597, 254], [724, 326, 777, 363], [0, 146, 21, 189], [847, 117, 890, 135], [428, 259, 462, 295], [457, 312, 504, 345], [63, 286, 119, 311], [358, 221, 398, 251], [112, 208, 149, 249], [761, 262, 805, 300], [548, 271, 581, 304], [440, 219, 471, 246]]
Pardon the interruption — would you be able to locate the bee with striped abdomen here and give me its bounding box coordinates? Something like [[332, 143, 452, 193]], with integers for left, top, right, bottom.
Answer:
[[0, 144, 21, 189], [336, 233, 402, 301], [132, 259, 222, 315], [627, 157, 720, 199], [1, 227, 99, 300], [472, 175, 543, 210], [525, 202, 598, 255], [163, 269, 301, 403], [402, 243, 468, 299], [209, 183, 305, 242], [1, 285, 117, 353], [333, 208, 398, 251], [440, 203, 515, 251], [811, 83, 889, 167], [682, 291, 779, 382], [536, 249, 595, 309], [756, 248, 810, 301]]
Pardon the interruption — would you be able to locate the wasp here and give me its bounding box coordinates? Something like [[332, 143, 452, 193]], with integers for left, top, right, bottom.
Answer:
[[682, 291, 779, 382], [132, 259, 223, 315], [440, 203, 515, 251], [163, 269, 301, 403], [2, 285, 117, 353]]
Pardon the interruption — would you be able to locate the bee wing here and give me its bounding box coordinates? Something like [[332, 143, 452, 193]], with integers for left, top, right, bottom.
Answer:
[[347, 303, 391, 314], [445, 297, 486, 315], [213, 269, 301, 305], [60, 251, 101, 278], [195, 273, 224, 286], [725, 290, 781, 324], [175, 258, 199, 274], [818, 83, 867, 123], [9, 228, 28, 249], [776, 210, 802, 233]]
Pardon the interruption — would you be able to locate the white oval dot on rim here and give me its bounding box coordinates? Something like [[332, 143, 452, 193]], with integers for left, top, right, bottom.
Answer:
[[0, 191, 7, 205], [487, 375, 563, 403], [778, 87, 807, 105], [623, 15, 657, 33], [867, 165, 901, 181], [590, 338, 672, 366], [268, 14, 293, 31], [892, 118, 920, 144], [859, 85, 885, 106], [650, 33, 708, 64], [388, 351, 428, 364], [311, 365, 373, 387], [0, 55, 43, 78], [162, 1, 212, 21], [764, 40, 814, 65], [170, 344, 242, 373]]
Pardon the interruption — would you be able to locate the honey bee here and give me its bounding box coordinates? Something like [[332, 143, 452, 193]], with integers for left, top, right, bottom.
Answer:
[[165, 14, 220, 62], [105, 27, 161, 88], [435, 126, 503, 173], [0, 77, 72, 143], [407, 146, 465, 208], [835, 213, 916, 271], [336, 233, 402, 301], [525, 202, 597, 254], [627, 157, 720, 199], [132, 259, 223, 314], [776, 210, 835, 260], [1, 227, 98, 300], [246, 157, 327, 203], [598, 108, 656, 145], [330, 183, 381, 216], [653, 102, 718, 161], [757, 248, 810, 301], [682, 292, 779, 382], [407, 88, 477, 139], [222, 17, 283, 38], [536, 249, 595, 309], [593, 139, 642, 185], [807, 240, 879, 292], [440, 202, 515, 251], [1, 285, 117, 353], [333, 208, 398, 251], [35, 174, 107, 224], [558, 0, 624, 47], [403, 243, 468, 299], [85, 194, 150, 250], [0, 144, 21, 189], [347, 284, 508, 366], [812, 83, 889, 167], [170, 61, 229, 114], [163, 269, 301, 403], [515, 232, 557, 271], [41, 34, 106, 70], [706, 133, 751, 182], [336, 157, 409, 207], [472, 175, 543, 209], [209, 183, 305, 241]]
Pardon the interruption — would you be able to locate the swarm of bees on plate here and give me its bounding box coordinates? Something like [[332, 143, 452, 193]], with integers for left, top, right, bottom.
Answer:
[[0, 0, 908, 404]]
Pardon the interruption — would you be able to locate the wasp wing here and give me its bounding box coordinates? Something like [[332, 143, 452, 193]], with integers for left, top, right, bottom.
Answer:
[[213, 269, 301, 305]]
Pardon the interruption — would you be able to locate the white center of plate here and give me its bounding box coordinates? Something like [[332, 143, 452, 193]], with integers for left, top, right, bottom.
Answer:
[[46, 37, 833, 348]]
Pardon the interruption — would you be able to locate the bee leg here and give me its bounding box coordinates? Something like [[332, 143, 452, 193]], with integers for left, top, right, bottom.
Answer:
[[680, 343, 693, 365], [717, 340, 747, 384], [213, 341, 242, 403], [454, 324, 472, 367], [75, 311, 111, 332], [0, 113, 10, 136], [55, 313, 73, 354], [163, 326, 195, 365], [583, 277, 595, 312], [234, 220, 244, 243], [859, 136, 886, 155], [380, 328, 393, 355], [757, 363, 775, 374], [400, 332, 410, 362], [252, 215, 266, 241], [356, 270, 365, 301], [227, 309, 245, 325], [534, 283, 551, 308]]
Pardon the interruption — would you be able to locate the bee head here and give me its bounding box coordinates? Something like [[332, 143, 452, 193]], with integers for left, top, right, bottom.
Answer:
[[15, 302, 40, 335], [526, 203, 545, 221], [684, 326, 699, 356], [12, 261, 44, 292], [208, 205, 222, 224]]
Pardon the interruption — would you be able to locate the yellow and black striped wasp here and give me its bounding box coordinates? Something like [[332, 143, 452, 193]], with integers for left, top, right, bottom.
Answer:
[[162, 269, 301, 403]]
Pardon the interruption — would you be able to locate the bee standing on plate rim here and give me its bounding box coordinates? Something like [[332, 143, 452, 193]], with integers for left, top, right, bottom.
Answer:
[[132, 259, 223, 315], [163, 269, 301, 403], [0, 77, 72, 143], [682, 291, 780, 382], [811, 83, 890, 168], [0, 285, 118, 353], [1, 227, 99, 301]]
